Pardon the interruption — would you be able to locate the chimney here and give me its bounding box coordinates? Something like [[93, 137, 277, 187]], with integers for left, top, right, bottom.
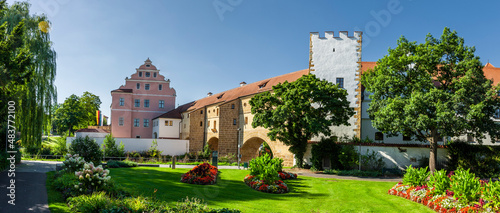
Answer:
[[207, 92, 213, 97], [240, 81, 247, 87]]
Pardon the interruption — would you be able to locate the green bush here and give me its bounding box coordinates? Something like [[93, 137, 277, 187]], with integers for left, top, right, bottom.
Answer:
[[47, 135, 68, 156], [249, 154, 283, 185], [69, 136, 102, 165], [450, 168, 482, 204], [107, 160, 137, 168], [483, 179, 500, 209], [51, 172, 80, 198], [102, 134, 125, 158], [402, 165, 429, 186], [447, 140, 500, 178], [310, 137, 340, 170], [68, 192, 115, 212], [147, 139, 162, 158], [427, 169, 450, 195], [338, 144, 359, 170]]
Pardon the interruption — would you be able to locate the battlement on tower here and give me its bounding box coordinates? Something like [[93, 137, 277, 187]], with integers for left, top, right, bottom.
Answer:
[[310, 31, 362, 39]]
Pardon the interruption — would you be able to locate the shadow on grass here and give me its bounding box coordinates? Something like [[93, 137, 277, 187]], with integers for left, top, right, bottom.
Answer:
[[110, 167, 328, 205]]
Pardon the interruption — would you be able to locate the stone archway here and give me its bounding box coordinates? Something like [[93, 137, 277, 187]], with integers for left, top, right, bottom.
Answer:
[[207, 137, 219, 151], [241, 137, 267, 163]]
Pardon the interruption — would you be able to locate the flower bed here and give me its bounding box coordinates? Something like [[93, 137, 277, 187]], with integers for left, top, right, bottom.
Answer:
[[278, 171, 297, 180], [181, 163, 218, 185], [244, 175, 289, 194], [388, 182, 498, 212]]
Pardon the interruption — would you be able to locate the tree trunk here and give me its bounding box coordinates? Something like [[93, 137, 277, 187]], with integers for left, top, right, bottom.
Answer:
[[295, 152, 304, 168], [429, 129, 438, 175]]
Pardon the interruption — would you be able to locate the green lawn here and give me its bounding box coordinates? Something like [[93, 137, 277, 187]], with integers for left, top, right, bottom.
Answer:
[[108, 167, 433, 213]]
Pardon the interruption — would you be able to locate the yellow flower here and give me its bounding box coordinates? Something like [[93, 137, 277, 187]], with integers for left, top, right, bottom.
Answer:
[[38, 21, 50, 33]]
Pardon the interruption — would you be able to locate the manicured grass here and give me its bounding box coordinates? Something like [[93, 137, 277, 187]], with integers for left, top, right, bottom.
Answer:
[[110, 167, 434, 213], [45, 171, 71, 213]]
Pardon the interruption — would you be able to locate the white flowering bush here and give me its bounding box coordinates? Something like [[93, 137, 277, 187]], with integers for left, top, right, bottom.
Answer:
[[74, 162, 111, 194], [61, 154, 86, 174]]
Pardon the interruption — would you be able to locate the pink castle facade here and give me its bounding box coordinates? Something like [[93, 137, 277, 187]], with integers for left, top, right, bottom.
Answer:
[[110, 58, 176, 138]]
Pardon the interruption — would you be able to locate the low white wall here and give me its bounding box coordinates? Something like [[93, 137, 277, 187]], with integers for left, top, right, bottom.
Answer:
[[67, 137, 189, 156], [304, 144, 448, 170]]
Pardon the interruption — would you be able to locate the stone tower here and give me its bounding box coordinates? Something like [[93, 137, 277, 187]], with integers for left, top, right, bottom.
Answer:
[[309, 31, 363, 139]]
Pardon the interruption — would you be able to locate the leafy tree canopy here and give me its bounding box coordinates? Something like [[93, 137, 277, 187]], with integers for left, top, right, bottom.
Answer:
[[52, 92, 101, 135], [361, 27, 500, 172], [250, 74, 354, 168]]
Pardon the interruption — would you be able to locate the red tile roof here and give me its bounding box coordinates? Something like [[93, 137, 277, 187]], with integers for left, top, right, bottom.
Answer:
[[483, 63, 500, 86], [154, 101, 195, 119], [186, 69, 310, 112], [111, 88, 133, 93]]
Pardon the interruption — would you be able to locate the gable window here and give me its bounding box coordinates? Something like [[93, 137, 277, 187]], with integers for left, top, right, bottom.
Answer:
[[159, 100, 165, 108], [159, 84, 163, 90], [134, 99, 140, 107], [134, 119, 140, 127], [145, 72, 150, 77], [144, 99, 150, 108], [336, 78, 344, 89], [375, 132, 383, 141], [144, 119, 149, 127], [233, 119, 237, 125], [138, 72, 142, 77], [119, 117, 124, 126], [136, 83, 140, 89], [231, 104, 235, 109], [119, 98, 124, 106], [145, 84, 150, 90], [201, 110, 203, 114], [154, 72, 157, 78]]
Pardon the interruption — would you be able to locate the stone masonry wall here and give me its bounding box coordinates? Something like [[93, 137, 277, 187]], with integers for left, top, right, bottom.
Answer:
[[218, 100, 240, 156], [189, 108, 206, 152]]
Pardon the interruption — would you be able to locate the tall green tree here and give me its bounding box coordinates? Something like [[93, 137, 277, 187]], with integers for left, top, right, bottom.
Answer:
[[53, 95, 83, 135], [78, 91, 102, 128], [361, 28, 500, 173], [250, 74, 354, 168], [1, 2, 56, 147]]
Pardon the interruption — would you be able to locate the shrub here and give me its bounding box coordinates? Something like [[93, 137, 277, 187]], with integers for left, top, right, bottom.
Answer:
[[450, 168, 482, 204], [483, 179, 500, 209], [181, 163, 218, 185], [447, 140, 500, 178], [219, 153, 236, 164], [102, 134, 125, 157], [258, 141, 273, 158], [74, 162, 111, 194], [310, 137, 340, 170], [60, 154, 86, 174], [171, 196, 210, 212], [360, 150, 385, 171], [249, 154, 282, 185], [69, 136, 102, 165], [107, 160, 138, 168], [51, 172, 80, 198], [68, 192, 113, 212], [147, 139, 162, 158], [402, 165, 429, 186], [338, 144, 359, 170], [427, 169, 450, 195]]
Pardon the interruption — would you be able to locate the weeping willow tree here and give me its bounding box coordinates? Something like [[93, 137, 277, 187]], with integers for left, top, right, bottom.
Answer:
[[0, 2, 56, 148]]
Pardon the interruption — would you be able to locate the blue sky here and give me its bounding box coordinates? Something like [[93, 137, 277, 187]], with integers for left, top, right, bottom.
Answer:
[[8, 0, 500, 121]]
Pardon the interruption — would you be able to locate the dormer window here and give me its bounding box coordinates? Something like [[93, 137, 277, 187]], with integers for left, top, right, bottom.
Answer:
[[138, 72, 143, 77], [258, 81, 268, 89], [217, 93, 224, 99], [145, 72, 150, 77], [146, 64, 150, 67]]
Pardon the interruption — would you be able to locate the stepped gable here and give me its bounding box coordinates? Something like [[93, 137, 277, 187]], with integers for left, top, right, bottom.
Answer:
[[186, 69, 310, 111], [483, 63, 500, 85]]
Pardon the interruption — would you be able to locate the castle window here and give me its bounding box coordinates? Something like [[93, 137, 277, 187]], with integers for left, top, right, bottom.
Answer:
[[336, 78, 344, 89], [159, 84, 163, 90], [154, 72, 157, 78], [136, 135, 141, 138], [145, 72, 150, 77], [144, 119, 149, 127], [200, 121, 203, 126], [159, 100, 164, 108], [233, 119, 237, 125], [119, 117, 124, 126], [134, 119, 140, 127], [244, 103, 247, 107], [245, 117, 248, 124], [216, 108, 219, 116], [136, 83, 140, 89], [145, 84, 150, 90], [231, 104, 235, 109], [139, 72, 143, 77], [134, 99, 140, 107], [201, 110, 203, 114], [214, 121, 216, 128], [375, 132, 383, 141], [208, 121, 210, 126], [119, 98, 124, 106], [144, 99, 150, 108]]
